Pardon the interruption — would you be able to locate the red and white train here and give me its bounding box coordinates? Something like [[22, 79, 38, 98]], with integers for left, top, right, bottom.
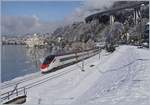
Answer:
[[40, 48, 99, 73]]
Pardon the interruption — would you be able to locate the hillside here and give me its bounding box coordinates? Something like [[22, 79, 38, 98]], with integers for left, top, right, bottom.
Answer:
[[50, 1, 149, 49], [23, 45, 150, 105]]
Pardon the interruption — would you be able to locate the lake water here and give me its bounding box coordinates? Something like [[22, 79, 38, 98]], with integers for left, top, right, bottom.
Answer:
[[1, 45, 52, 82]]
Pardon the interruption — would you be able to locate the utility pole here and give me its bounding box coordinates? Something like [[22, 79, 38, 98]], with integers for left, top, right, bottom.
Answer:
[[81, 41, 85, 72], [99, 46, 101, 60], [81, 58, 85, 72]]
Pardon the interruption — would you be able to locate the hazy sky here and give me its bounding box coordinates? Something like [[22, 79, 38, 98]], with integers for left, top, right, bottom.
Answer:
[[1, 0, 114, 35], [2, 1, 83, 22]]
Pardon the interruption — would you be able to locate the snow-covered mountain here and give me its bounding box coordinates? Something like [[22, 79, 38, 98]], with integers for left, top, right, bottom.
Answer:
[[51, 1, 149, 45]]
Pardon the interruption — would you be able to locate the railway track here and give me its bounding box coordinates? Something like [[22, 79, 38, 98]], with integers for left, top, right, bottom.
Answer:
[[2, 50, 100, 89], [1, 51, 100, 103], [1, 72, 45, 89]]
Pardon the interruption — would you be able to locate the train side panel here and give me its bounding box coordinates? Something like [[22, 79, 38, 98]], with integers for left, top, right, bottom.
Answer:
[[40, 48, 99, 73]]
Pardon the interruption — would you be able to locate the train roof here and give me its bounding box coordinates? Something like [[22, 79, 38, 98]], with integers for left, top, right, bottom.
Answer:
[[47, 48, 99, 57]]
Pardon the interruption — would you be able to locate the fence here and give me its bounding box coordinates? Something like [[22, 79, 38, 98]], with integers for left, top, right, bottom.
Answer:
[[1, 84, 27, 103]]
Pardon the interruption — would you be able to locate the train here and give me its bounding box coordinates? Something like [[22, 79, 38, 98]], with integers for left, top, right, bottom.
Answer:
[[40, 48, 99, 73]]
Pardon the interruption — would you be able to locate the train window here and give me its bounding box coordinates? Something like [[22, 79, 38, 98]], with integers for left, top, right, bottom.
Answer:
[[60, 55, 78, 62], [43, 55, 55, 64], [59, 54, 85, 62]]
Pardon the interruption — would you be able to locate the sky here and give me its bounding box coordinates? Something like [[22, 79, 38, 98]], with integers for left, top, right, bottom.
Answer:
[[1, 1, 83, 35], [2, 1, 83, 22], [1, 0, 114, 35]]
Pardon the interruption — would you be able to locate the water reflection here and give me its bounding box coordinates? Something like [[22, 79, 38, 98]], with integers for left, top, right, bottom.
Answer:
[[1, 45, 52, 82], [2, 45, 67, 82], [26, 48, 47, 68]]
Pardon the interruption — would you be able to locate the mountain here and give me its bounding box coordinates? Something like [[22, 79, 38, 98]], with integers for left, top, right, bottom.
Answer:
[[51, 1, 149, 49]]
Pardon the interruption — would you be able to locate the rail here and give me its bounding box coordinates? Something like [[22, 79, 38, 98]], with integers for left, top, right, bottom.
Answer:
[[1, 49, 100, 103], [2, 48, 100, 90], [1, 84, 27, 103]]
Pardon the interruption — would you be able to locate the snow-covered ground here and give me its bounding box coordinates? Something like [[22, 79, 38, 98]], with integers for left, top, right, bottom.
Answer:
[[70, 46, 150, 105], [4, 45, 149, 105]]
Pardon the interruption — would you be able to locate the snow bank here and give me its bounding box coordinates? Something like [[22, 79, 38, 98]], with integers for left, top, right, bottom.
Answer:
[[70, 46, 150, 105], [99, 45, 139, 73], [22, 45, 150, 105]]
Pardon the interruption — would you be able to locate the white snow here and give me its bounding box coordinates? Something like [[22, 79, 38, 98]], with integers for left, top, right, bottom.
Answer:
[[70, 46, 150, 105], [3, 45, 150, 105]]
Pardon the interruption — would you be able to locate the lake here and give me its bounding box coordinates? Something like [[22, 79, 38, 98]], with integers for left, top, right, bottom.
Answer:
[[1, 45, 52, 82]]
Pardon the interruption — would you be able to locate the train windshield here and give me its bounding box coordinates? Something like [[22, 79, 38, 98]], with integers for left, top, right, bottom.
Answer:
[[43, 55, 55, 64]]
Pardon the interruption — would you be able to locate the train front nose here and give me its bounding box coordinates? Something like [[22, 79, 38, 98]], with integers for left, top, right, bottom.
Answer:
[[40, 64, 49, 72]]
